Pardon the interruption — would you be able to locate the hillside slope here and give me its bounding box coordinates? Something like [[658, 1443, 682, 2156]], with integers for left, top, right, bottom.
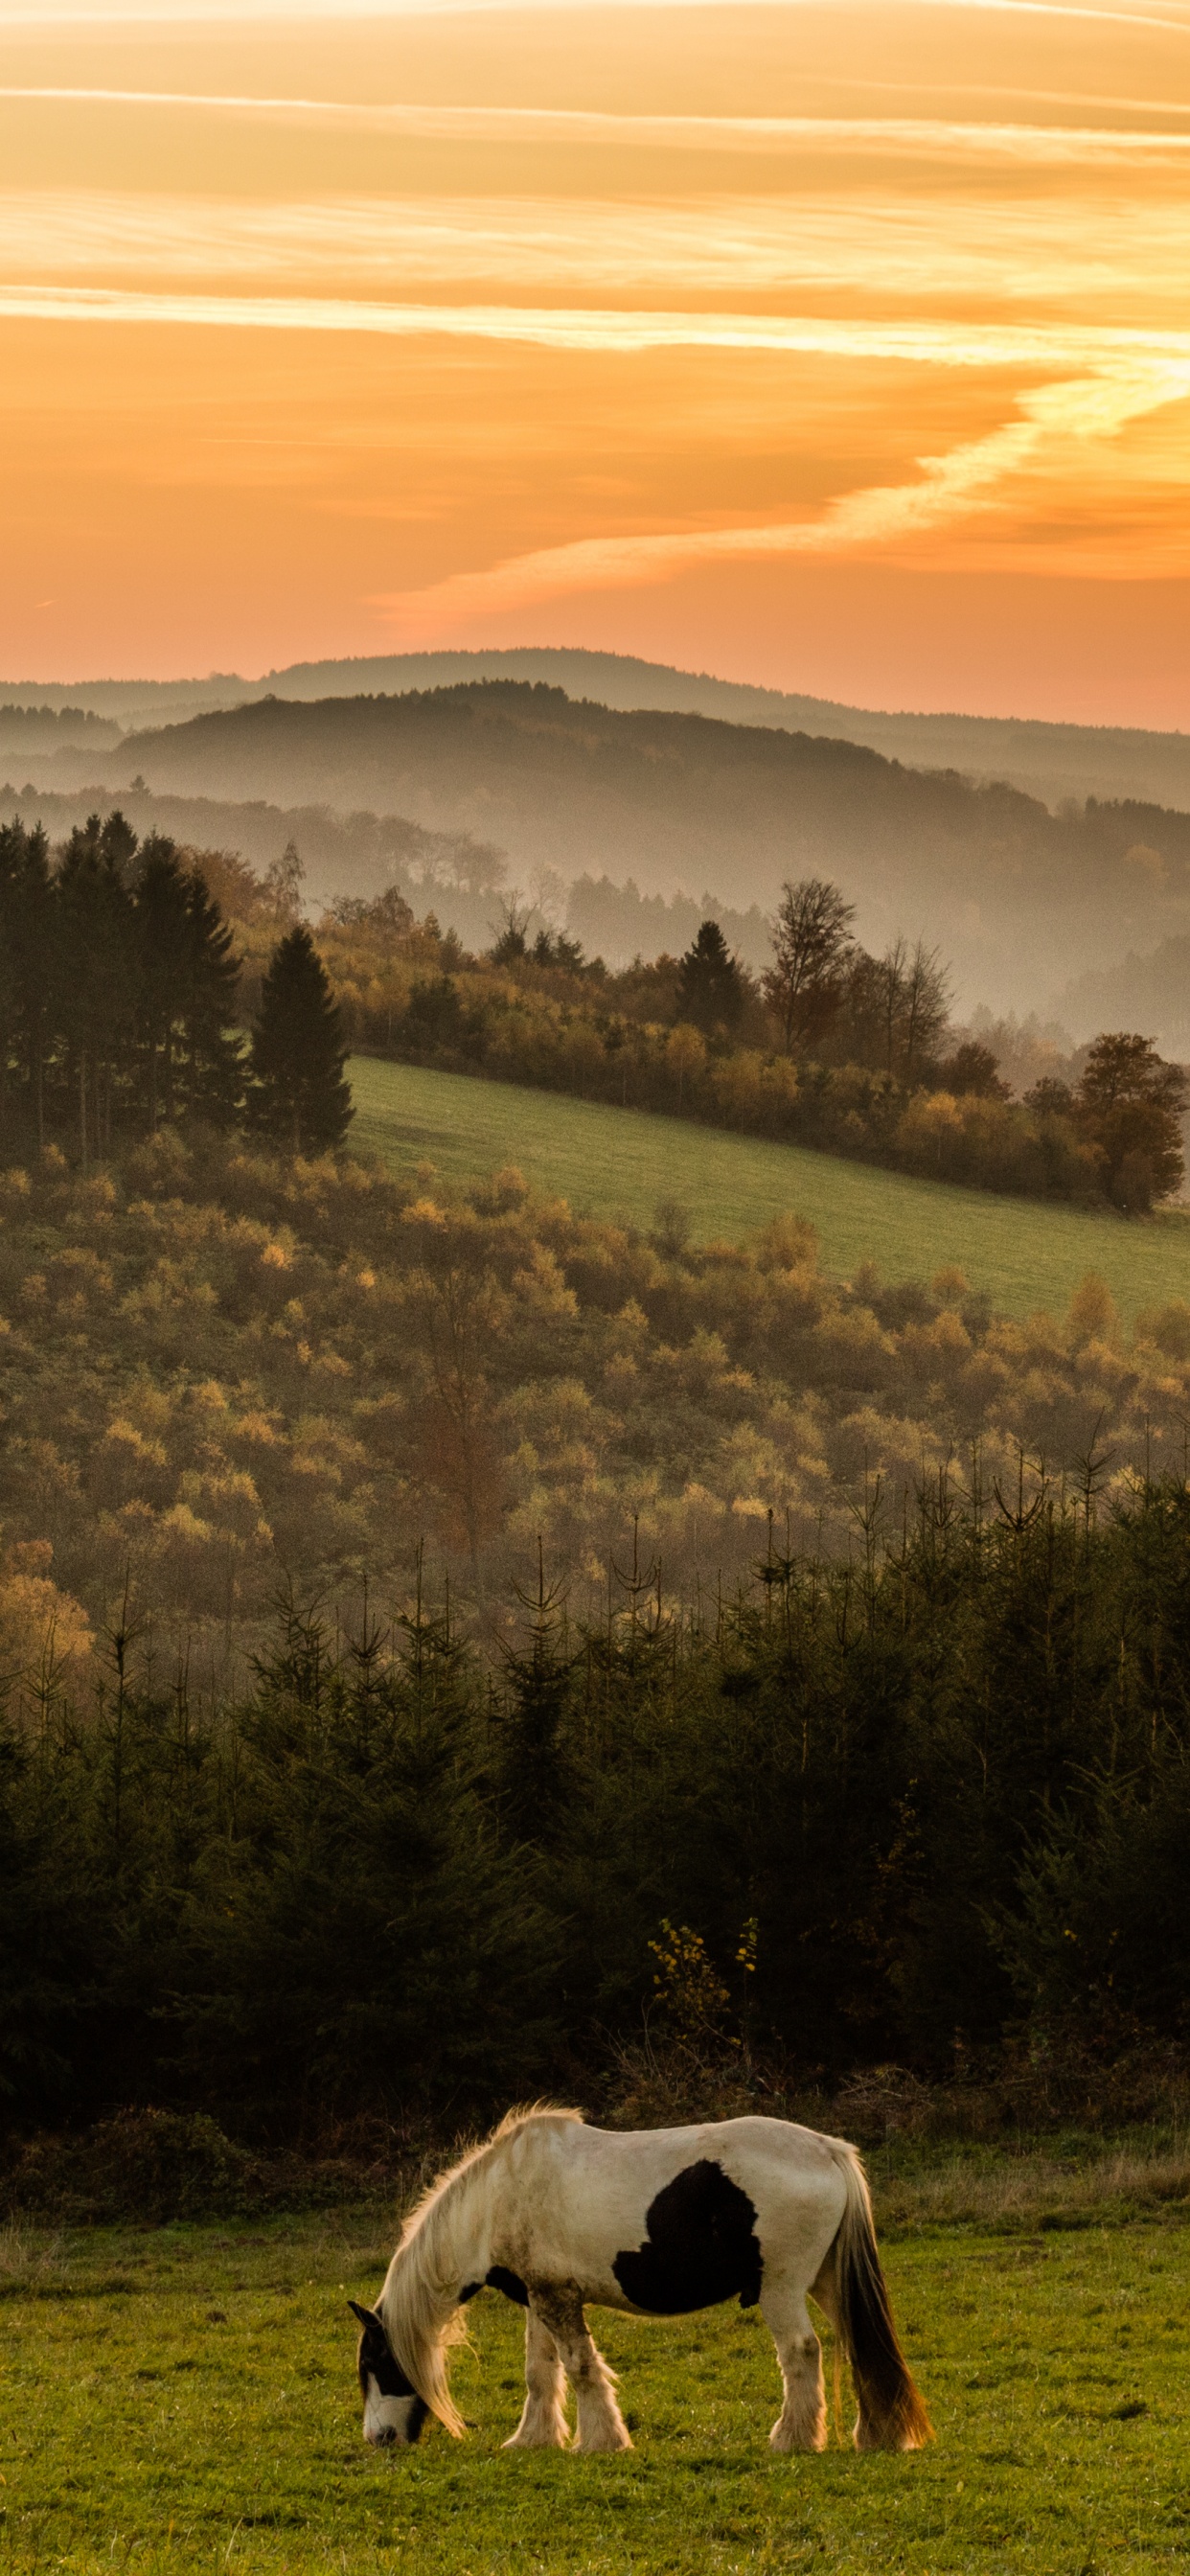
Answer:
[[98, 681, 1190, 1012], [350, 1055, 1190, 1329]]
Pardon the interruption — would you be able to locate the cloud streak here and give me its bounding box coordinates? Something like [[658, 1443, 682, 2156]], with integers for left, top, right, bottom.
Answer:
[[6, 281, 1190, 371], [7, 89, 1190, 164], [373, 354, 1190, 620], [5, 189, 1188, 316]]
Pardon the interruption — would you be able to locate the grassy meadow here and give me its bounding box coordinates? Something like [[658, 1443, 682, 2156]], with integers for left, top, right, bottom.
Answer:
[[3, 2188, 1188, 2576], [349, 1057, 1190, 1330]]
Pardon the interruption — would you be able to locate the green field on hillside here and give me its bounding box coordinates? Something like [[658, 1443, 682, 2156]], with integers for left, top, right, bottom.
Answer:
[[350, 1057, 1190, 1328], [3, 2199, 1186, 2575]]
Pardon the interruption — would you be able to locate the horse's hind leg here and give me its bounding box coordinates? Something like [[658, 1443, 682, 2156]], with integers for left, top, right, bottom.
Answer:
[[504, 2309, 570, 2449], [760, 2281, 827, 2454], [532, 2287, 632, 2453]]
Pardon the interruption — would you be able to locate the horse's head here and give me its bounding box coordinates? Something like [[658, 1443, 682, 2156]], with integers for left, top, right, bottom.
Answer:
[[349, 2300, 429, 2448]]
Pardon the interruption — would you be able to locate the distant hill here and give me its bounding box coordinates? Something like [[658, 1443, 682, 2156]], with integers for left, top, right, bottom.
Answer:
[[8, 644, 1190, 811], [1061, 935, 1190, 1057], [0, 702, 122, 748], [58, 678, 1190, 1016]]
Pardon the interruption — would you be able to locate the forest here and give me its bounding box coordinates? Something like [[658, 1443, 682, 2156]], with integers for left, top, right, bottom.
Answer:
[[1, 807, 1189, 2157], [4, 1444, 1189, 2155]]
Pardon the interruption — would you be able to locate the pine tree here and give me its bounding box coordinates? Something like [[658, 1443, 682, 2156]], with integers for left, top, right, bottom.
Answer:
[[248, 925, 353, 1153], [0, 820, 55, 1144], [675, 918, 747, 1039], [57, 814, 138, 1163], [182, 863, 244, 1129], [135, 839, 193, 1131], [133, 838, 244, 1132]]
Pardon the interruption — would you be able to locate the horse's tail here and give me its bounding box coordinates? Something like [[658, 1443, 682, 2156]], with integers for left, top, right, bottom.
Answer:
[[822, 2139, 932, 2450]]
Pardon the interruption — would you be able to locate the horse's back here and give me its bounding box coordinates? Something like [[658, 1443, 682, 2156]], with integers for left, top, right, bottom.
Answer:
[[506, 2114, 850, 2316]]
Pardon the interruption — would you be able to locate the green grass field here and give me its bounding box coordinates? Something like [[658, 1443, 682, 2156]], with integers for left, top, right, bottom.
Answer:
[[3, 2201, 1187, 2575], [349, 1058, 1190, 1329]]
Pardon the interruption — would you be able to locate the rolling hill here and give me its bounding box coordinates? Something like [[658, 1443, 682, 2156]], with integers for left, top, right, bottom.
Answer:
[[11, 644, 1190, 810], [39, 680, 1190, 1018]]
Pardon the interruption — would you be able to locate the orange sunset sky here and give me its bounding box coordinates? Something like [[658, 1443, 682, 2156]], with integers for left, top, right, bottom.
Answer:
[[4, 0, 1190, 721]]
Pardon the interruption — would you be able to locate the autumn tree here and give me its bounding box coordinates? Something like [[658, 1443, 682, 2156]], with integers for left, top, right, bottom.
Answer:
[[763, 878, 855, 1055], [1076, 1032, 1188, 1210], [675, 918, 747, 1039], [248, 924, 353, 1153]]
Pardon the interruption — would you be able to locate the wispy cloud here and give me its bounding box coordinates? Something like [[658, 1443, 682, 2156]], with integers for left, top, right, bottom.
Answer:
[[4, 189, 1186, 314], [372, 353, 1190, 621], [6, 282, 1190, 371], [6, 90, 1190, 164], [6, 0, 1190, 23]]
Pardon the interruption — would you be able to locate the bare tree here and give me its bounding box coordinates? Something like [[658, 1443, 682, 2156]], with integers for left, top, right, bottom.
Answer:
[[875, 934, 909, 1075], [263, 838, 304, 924], [763, 878, 856, 1056], [902, 940, 951, 1083]]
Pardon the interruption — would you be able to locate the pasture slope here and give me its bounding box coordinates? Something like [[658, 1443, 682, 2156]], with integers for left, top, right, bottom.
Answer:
[[350, 1057, 1190, 1331], [2, 2200, 1186, 2574]]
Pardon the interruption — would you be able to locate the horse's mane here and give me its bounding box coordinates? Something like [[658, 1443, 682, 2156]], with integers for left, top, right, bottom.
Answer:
[[382, 2104, 584, 2435]]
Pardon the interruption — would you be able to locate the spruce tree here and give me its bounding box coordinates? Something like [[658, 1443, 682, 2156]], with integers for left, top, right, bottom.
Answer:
[[0, 820, 55, 1144], [249, 924, 353, 1153], [133, 838, 244, 1132], [57, 815, 137, 1162], [675, 918, 747, 1040], [182, 862, 244, 1129], [135, 839, 193, 1130]]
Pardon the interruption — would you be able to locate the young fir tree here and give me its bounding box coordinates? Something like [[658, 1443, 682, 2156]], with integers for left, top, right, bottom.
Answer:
[[249, 924, 353, 1153], [675, 918, 747, 1039]]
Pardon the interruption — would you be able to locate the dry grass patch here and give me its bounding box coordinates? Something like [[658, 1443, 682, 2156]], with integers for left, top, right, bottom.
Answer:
[[878, 2141, 1190, 2235]]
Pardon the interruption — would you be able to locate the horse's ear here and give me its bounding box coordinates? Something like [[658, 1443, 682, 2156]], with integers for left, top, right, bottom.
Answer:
[[349, 2299, 379, 2329]]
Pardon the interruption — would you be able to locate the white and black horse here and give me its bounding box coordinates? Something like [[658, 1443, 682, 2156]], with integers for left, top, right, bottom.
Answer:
[[350, 2105, 930, 2455]]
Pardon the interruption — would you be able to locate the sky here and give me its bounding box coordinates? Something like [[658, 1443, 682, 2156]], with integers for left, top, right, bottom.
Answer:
[[4, 0, 1190, 720]]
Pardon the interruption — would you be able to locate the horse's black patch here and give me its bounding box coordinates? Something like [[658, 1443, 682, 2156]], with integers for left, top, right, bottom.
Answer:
[[350, 2301, 427, 2438], [486, 2265, 529, 2305], [612, 2159, 763, 2313]]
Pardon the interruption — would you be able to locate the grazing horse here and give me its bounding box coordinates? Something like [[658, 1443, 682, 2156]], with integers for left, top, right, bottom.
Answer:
[[350, 2105, 931, 2456]]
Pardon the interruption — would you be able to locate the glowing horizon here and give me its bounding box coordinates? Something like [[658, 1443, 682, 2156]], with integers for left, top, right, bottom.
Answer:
[[4, 1, 1190, 721]]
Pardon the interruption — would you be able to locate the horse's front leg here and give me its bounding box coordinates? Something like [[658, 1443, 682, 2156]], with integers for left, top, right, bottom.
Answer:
[[532, 2287, 631, 2452], [503, 2308, 570, 2449]]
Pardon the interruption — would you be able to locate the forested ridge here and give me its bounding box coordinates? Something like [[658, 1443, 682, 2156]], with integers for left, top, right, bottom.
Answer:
[[115, 683, 1190, 912], [75, 683, 1190, 1005]]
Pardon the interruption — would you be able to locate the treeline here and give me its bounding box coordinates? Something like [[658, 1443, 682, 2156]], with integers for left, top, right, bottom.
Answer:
[[5, 802, 1183, 1211], [0, 814, 351, 1158], [313, 873, 1186, 1212], [3, 1472, 1189, 2141]]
